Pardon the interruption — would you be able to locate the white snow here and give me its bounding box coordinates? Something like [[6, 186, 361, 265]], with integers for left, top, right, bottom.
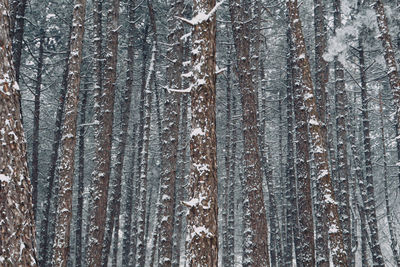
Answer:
[[191, 127, 206, 137], [0, 174, 11, 183]]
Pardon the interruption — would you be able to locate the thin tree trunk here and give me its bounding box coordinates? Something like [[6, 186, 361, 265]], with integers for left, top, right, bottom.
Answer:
[[39, 24, 71, 267], [379, 89, 400, 266], [11, 0, 27, 83], [51, 0, 87, 265], [358, 31, 385, 267], [75, 85, 88, 267], [31, 28, 45, 218], [101, 0, 134, 264], [313, 0, 330, 265], [0, 0, 37, 264]]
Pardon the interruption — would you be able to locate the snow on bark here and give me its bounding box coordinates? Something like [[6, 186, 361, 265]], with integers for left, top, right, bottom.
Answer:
[[51, 0, 86, 266], [185, 0, 218, 266], [0, 0, 37, 264]]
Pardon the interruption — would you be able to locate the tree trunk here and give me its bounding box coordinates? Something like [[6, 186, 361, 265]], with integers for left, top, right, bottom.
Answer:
[[313, 0, 330, 265], [0, 0, 37, 264], [101, 0, 135, 264], [31, 28, 45, 218], [184, 0, 218, 265], [11, 0, 27, 83], [287, 0, 348, 265], [229, 0, 270, 265], [51, 0, 87, 265], [75, 87, 87, 267], [39, 24, 71, 267], [358, 31, 384, 267]]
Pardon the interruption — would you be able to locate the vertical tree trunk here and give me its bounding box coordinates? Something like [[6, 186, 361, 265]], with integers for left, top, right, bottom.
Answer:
[[229, 0, 270, 265], [379, 89, 400, 266], [313, 0, 330, 265], [184, 0, 218, 265], [31, 28, 45, 218], [75, 88, 87, 267], [86, 0, 119, 265], [333, 2, 352, 263], [135, 3, 157, 265], [0, 0, 37, 264], [172, 93, 189, 267], [358, 31, 385, 267], [101, 0, 135, 264], [157, 0, 184, 265], [39, 25, 71, 267], [51, 0, 87, 265], [287, 0, 348, 265], [11, 0, 27, 83]]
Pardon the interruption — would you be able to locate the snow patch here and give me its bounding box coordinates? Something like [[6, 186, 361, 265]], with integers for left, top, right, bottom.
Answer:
[[0, 174, 11, 183]]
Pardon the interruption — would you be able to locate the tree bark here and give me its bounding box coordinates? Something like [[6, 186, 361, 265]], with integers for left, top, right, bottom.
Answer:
[[0, 0, 37, 264], [184, 0, 218, 265], [11, 0, 27, 83], [287, 0, 348, 265], [51, 0, 86, 265], [229, 0, 270, 265]]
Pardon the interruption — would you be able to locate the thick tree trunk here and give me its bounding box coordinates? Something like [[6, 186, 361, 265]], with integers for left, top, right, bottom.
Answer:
[[0, 0, 37, 264], [287, 0, 348, 265], [184, 0, 218, 265], [229, 1, 270, 265], [51, 0, 87, 265]]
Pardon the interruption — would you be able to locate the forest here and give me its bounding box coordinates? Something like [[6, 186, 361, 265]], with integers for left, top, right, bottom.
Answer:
[[1, 0, 400, 266]]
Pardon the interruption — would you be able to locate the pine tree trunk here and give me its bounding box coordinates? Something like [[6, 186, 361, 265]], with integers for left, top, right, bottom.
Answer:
[[358, 31, 385, 267], [229, 1, 270, 265], [51, 0, 87, 265], [101, 0, 134, 264], [287, 0, 348, 265], [39, 24, 71, 267], [31, 28, 45, 218], [157, 0, 184, 265], [313, 1, 330, 265], [379, 89, 400, 266], [0, 0, 37, 264], [184, 0, 218, 265], [11, 0, 27, 83], [75, 88, 87, 267]]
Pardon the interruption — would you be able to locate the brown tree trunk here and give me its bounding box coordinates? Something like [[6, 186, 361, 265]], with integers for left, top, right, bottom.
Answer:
[[0, 0, 37, 264], [51, 0, 87, 265], [157, 0, 184, 265], [229, 0, 270, 265], [11, 0, 27, 83], [184, 0, 218, 265], [287, 0, 348, 265], [313, 0, 330, 265]]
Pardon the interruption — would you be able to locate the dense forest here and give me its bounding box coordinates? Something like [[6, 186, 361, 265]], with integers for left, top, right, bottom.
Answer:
[[2, 0, 400, 266]]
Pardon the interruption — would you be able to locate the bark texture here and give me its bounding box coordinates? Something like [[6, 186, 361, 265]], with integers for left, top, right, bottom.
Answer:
[[185, 0, 218, 265], [0, 0, 37, 264], [51, 0, 86, 265]]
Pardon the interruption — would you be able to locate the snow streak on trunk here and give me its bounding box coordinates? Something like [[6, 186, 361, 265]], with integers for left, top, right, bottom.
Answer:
[[51, 0, 86, 265], [0, 0, 37, 264], [229, 0, 270, 265], [287, 0, 348, 265], [185, 0, 218, 265]]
